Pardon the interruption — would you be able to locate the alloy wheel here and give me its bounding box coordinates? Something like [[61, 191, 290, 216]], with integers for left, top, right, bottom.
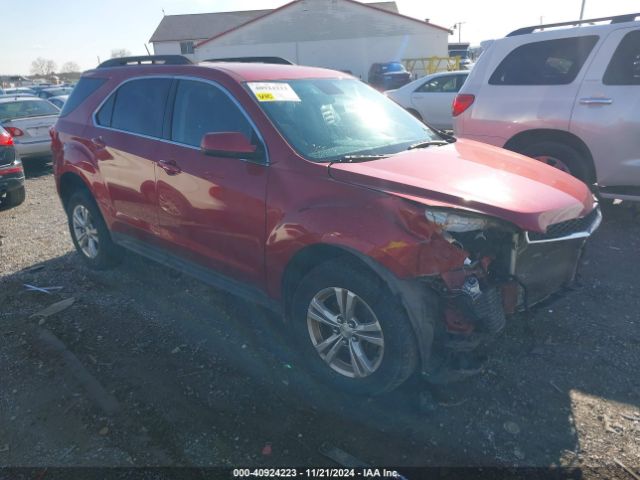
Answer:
[[306, 287, 384, 378], [72, 204, 99, 259]]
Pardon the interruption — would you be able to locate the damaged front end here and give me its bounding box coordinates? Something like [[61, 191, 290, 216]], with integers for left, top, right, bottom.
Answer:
[[419, 205, 602, 383]]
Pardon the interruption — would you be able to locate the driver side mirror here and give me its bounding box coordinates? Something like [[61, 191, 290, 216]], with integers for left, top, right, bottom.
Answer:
[[200, 132, 263, 161]]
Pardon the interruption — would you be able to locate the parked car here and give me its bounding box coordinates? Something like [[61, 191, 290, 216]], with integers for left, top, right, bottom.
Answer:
[[0, 97, 60, 161], [0, 126, 26, 208], [368, 61, 412, 90], [385, 71, 469, 130], [52, 56, 601, 394], [48, 95, 69, 109], [453, 13, 640, 201], [38, 87, 74, 100], [449, 49, 473, 70], [3, 87, 37, 96], [30, 84, 54, 94], [0, 93, 37, 99]]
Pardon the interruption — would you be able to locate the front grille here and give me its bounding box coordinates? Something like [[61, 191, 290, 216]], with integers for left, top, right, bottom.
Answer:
[[515, 238, 585, 306], [528, 207, 600, 242]]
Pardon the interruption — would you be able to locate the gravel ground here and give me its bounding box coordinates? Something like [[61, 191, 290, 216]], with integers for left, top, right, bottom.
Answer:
[[1, 161, 639, 477]]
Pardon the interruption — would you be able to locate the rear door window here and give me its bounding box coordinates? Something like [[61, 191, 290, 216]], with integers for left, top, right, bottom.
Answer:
[[489, 36, 599, 85], [170, 79, 255, 149], [104, 78, 172, 137], [603, 30, 640, 85], [416, 75, 459, 93]]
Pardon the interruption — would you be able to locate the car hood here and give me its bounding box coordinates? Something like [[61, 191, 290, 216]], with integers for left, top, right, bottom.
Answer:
[[328, 139, 594, 232]]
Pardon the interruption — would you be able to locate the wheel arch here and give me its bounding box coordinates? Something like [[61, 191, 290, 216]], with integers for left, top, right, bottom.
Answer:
[[406, 108, 423, 121], [281, 242, 439, 375], [58, 171, 91, 209], [281, 243, 383, 320], [503, 128, 596, 184]]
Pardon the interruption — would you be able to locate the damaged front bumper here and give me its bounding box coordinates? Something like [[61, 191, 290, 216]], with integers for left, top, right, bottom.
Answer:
[[421, 205, 602, 383]]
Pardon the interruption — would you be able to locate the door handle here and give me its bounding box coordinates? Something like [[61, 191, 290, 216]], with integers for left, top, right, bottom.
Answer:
[[579, 97, 613, 105], [91, 136, 106, 149], [158, 159, 182, 176]]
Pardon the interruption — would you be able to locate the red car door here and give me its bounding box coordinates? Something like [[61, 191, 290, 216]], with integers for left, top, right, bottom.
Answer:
[[154, 78, 268, 286], [92, 78, 173, 237]]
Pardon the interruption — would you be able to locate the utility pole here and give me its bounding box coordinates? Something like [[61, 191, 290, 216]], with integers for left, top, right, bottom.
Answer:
[[452, 22, 466, 43], [579, 0, 586, 20]]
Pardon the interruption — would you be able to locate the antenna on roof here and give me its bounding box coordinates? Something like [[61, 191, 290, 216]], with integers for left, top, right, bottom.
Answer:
[[144, 44, 151, 56], [162, 8, 166, 16]]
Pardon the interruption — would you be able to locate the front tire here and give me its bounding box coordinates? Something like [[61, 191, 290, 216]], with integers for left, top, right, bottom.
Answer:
[[66, 189, 121, 269], [291, 259, 418, 395]]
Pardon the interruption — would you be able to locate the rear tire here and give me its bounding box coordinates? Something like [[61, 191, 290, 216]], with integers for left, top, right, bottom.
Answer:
[[291, 259, 418, 395], [66, 189, 122, 269], [1, 186, 26, 208], [517, 141, 593, 184]]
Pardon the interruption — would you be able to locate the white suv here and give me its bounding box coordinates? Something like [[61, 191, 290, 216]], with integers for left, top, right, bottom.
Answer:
[[453, 14, 640, 201]]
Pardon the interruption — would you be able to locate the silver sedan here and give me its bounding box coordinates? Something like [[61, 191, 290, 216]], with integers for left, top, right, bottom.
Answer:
[[0, 97, 59, 160]]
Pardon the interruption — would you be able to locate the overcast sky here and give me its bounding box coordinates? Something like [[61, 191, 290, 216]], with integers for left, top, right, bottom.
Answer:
[[2, 0, 637, 75]]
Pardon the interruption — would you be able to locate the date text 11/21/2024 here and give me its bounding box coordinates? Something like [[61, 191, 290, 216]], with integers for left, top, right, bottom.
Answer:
[[232, 468, 404, 478]]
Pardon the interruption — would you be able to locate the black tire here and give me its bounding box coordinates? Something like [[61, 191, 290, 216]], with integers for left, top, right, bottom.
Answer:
[[517, 141, 593, 184], [1, 186, 26, 208], [291, 259, 419, 395], [66, 189, 122, 269]]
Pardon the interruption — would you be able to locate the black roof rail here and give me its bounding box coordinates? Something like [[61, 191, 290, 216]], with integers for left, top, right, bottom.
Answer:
[[202, 56, 295, 65], [507, 12, 639, 36], [97, 55, 192, 68]]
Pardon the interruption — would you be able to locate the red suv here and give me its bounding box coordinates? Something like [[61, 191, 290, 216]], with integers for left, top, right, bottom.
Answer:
[[52, 56, 601, 394]]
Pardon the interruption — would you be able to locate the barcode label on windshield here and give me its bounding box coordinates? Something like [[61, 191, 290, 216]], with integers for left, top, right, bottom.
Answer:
[[248, 82, 301, 102]]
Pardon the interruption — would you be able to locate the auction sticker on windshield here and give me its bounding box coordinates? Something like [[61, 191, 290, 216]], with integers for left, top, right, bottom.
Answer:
[[248, 82, 301, 102]]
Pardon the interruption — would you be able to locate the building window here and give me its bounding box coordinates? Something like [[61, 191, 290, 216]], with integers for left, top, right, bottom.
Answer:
[[180, 41, 195, 55]]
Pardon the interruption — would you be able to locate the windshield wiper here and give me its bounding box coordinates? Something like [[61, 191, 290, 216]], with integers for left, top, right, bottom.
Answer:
[[334, 154, 390, 163], [407, 140, 449, 150]]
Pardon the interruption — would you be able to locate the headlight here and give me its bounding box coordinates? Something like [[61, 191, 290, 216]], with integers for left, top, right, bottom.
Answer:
[[425, 209, 491, 232]]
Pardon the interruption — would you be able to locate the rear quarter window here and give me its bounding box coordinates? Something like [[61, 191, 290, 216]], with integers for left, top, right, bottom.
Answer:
[[603, 30, 640, 85], [489, 36, 599, 85], [60, 77, 107, 117]]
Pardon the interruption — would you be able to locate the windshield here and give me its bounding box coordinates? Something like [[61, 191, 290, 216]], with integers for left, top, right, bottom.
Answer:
[[449, 50, 470, 59], [0, 100, 59, 120], [381, 62, 405, 72], [247, 78, 440, 161]]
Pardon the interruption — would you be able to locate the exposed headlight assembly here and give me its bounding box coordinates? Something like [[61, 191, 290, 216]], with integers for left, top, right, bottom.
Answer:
[[425, 208, 494, 233]]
